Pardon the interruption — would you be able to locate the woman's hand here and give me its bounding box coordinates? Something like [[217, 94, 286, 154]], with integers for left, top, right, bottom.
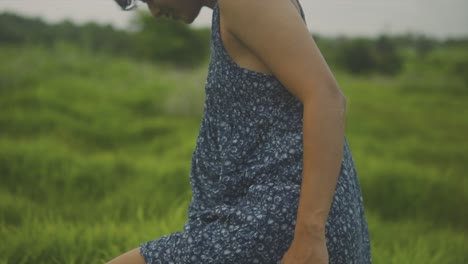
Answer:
[[281, 225, 329, 264]]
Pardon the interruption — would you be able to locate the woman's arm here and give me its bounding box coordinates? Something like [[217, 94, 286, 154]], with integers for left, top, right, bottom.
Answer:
[[298, 91, 346, 231], [219, 0, 346, 233]]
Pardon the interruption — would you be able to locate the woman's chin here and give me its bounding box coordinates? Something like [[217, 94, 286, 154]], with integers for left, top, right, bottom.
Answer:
[[182, 14, 197, 24], [185, 9, 202, 24]]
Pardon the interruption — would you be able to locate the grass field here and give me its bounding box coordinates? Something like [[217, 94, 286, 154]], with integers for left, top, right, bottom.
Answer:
[[0, 43, 467, 263]]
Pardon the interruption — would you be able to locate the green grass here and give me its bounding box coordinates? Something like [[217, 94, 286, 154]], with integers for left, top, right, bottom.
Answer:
[[0, 43, 467, 263]]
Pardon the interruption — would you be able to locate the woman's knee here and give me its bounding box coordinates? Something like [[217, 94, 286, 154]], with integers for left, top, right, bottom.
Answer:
[[106, 247, 147, 264]]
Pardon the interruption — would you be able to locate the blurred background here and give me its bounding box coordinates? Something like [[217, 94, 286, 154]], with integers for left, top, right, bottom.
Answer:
[[0, 0, 467, 263]]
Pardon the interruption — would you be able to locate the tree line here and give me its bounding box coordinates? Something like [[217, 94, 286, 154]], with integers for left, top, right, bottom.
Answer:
[[1, 12, 466, 75], [0, 11, 210, 68]]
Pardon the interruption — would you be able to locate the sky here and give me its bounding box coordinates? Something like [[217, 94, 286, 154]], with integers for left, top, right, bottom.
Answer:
[[0, 0, 467, 39]]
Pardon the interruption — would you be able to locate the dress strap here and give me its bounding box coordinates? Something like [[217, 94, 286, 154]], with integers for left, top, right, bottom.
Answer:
[[295, 0, 307, 24]]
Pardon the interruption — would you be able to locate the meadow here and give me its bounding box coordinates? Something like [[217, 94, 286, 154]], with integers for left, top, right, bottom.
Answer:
[[0, 42, 467, 263]]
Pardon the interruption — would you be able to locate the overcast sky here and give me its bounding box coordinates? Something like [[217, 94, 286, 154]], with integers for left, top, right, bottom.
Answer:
[[0, 0, 467, 39]]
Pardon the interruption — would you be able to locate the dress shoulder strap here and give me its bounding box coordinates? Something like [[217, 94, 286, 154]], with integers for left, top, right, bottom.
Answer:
[[295, 0, 307, 24]]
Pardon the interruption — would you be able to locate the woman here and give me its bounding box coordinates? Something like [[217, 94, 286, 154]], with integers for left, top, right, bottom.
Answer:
[[107, 0, 372, 263]]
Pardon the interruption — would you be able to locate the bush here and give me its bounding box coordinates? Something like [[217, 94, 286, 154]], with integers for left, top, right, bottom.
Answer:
[[333, 35, 404, 76], [336, 37, 377, 75], [131, 11, 210, 67], [374, 34, 403, 76]]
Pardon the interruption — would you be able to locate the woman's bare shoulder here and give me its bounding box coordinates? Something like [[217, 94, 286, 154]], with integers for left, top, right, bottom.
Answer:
[[218, 0, 341, 103]]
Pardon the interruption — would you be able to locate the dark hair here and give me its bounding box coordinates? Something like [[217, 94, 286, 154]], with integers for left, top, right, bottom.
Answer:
[[114, 0, 147, 11]]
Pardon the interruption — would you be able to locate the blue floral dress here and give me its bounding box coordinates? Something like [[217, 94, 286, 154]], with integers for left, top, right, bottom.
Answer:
[[140, 0, 372, 263]]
